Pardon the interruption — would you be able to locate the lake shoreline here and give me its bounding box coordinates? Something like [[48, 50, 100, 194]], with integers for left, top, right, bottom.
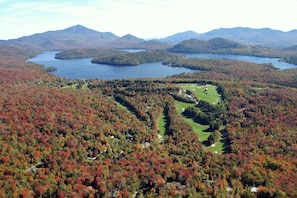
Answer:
[[28, 51, 198, 80], [28, 51, 297, 80]]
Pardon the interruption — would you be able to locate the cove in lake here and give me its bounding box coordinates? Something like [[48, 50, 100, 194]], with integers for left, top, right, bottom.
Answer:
[[28, 51, 197, 80], [28, 51, 297, 80]]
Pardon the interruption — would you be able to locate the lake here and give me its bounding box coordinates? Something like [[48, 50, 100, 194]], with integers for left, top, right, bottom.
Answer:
[[185, 53, 296, 70], [28, 51, 197, 80], [28, 51, 297, 80]]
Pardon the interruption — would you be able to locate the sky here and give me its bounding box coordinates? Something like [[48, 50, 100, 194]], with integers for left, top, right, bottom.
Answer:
[[1, 0, 297, 40]]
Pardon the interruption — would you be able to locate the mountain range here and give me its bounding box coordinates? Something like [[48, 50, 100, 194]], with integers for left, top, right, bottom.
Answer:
[[1, 25, 297, 50], [163, 27, 297, 48]]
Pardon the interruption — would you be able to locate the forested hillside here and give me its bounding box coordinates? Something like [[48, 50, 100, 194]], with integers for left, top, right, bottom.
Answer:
[[168, 38, 297, 62], [0, 45, 297, 197], [91, 50, 184, 66], [55, 48, 125, 60]]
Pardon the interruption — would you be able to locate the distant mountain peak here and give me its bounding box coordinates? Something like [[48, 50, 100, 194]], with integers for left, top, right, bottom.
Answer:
[[118, 34, 145, 42], [5, 24, 119, 50], [64, 24, 96, 34], [71, 24, 84, 28], [160, 31, 200, 44], [180, 30, 199, 34], [162, 27, 297, 48], [288, 29, 297, 33], [4, 25, 297, 50], [121, 34, 141, 39]]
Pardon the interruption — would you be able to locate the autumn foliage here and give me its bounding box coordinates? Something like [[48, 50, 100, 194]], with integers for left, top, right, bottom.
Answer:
[[0, 45, 297, 197]]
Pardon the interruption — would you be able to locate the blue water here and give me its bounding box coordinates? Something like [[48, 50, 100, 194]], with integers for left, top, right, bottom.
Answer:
[[28, 51, 197, 80], [28, 51, 297, 80], [185, 53, 296, 70]]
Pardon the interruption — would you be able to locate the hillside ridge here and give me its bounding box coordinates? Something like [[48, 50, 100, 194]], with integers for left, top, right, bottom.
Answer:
[[2, 25, 297, 49]]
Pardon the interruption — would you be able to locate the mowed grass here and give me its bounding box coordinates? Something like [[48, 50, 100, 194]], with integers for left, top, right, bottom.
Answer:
[[61, 84, 78, 89], [81, 84, 89, 90], [179, 84, 221, 105], [207, 141, 224, 154], [174, 100, 195, 114], [61, 83, 89, 90], [112, 98, 127, 110], [174, 84, 224, 154], [174, 100, 209, 140], [157, 113, 166, 136], [175, 100, 224, 154]]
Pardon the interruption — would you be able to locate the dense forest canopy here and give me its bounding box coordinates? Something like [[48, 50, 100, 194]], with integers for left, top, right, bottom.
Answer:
[[55, 48, 125, 60], [168, 38, 297, 64], [91, 50, 184, 66], [0, 43, 297, 197]]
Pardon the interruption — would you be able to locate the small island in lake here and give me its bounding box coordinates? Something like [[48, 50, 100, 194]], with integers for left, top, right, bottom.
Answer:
[[91, 50, 184, 66]]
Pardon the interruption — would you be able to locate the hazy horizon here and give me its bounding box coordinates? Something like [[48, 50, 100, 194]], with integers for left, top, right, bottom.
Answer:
[[1, 0, 297, 40], [2, 24, 297, 41]]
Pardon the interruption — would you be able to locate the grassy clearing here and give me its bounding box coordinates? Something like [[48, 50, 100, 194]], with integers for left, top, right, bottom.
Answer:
[[207, 141, 224, 154], [61, 83, 89, 90], [183, 114, 210, 141], [81, 84, 89, 90], [61, 84, 78, 89], [174, 100, 195, 114], [157, 113, 166, 136], [113, 98, 127, 110], [179, 83, 221, 105], [174, 84, 224, 154], [174, 101, 209, 140], [175, 100, 224, 153]]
